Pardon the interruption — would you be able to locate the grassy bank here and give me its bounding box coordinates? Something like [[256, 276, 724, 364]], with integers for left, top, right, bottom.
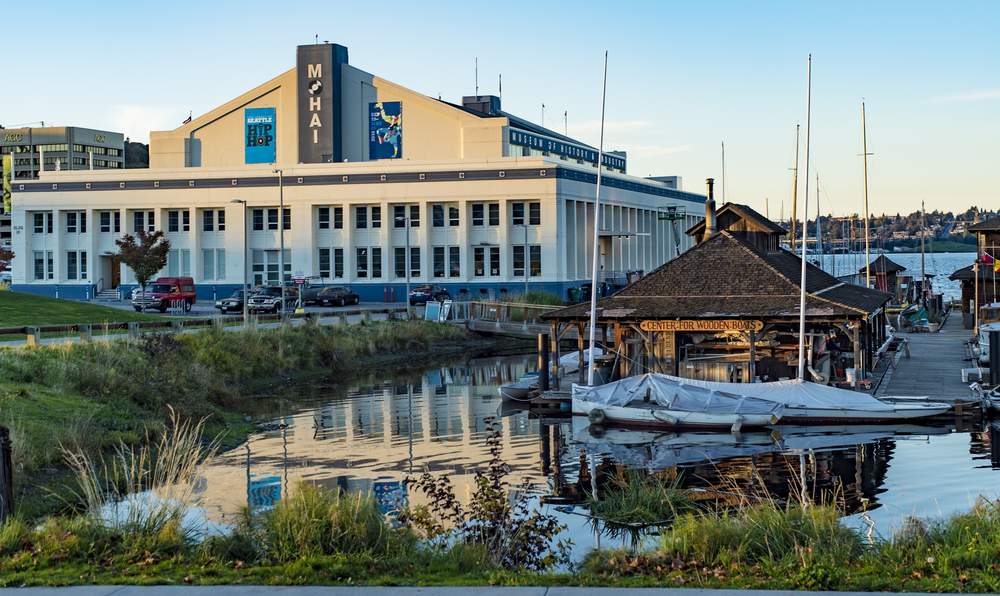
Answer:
[[8, 487, 1000, 590], [0, 319, 481, 518], [0, 289, 161, 327]]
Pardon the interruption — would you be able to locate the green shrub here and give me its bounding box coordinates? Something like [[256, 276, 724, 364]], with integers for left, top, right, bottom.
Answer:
[[661, 503, 863, 566], [260, 483, 394, 561], [0, 518, 30, 556]]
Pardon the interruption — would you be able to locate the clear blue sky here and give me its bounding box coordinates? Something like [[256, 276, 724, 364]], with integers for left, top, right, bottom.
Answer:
[[3, 0, 997, 216]]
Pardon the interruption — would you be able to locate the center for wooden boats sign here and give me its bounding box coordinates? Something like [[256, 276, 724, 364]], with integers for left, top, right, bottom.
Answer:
[[639, 320, 764, 332]]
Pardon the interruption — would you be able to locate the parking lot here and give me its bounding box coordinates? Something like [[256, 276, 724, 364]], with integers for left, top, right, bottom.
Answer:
[[96, 297, 408, 318]]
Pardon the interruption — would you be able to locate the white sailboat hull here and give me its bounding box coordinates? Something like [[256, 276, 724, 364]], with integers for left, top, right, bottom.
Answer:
[[573, 398, 779, 430]]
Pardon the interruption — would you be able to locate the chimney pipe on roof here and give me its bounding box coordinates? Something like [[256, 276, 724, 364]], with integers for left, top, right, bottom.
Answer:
[[704, 178, 717, 242]]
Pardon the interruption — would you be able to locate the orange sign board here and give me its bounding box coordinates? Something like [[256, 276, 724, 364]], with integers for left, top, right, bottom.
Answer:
[[639, 319, 764, 332]]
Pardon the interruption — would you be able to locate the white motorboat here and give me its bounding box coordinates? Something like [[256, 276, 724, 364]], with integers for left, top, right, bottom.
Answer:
[[499, 373, 538, 402], [559, 347, 604, 374], [658, 375, 950, 423], [977, 322, 1000, 364], [572, 374, 784, 432]]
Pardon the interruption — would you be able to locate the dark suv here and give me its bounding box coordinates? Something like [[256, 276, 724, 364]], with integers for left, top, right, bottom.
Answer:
[[247, 286, 298, 314], [409, 284, 450, 305]]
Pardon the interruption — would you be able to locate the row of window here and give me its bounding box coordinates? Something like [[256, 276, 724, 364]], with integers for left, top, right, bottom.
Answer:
[[28, 201, 543, 237], [32, 250, 87, 281], [316, 245, 541, 280], [71, 144, 121, 157], [166, 209, 225, 233]]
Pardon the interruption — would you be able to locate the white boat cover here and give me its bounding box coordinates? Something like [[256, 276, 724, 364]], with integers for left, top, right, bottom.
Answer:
[[559, 348, 604, 373], [658, 375, 907, 412], [572, 373, 783, 417]]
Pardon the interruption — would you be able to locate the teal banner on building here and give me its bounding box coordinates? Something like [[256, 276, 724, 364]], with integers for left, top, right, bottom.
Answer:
[[245, 107, 276, 164], [369, 101, 402, 159]]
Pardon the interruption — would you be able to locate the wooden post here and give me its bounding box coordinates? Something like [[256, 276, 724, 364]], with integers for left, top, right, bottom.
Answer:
[[551, 324, 561, 390], [613, 322, 625, 379], [749, 329, 757, 381], [78, 324, 92, 342], [0, 425, 12, 524], [538, 333, 550, 392], [577, 322, 586, 385]]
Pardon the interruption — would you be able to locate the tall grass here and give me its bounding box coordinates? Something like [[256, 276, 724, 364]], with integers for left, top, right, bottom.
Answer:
[[61, 407, 221, 537], [257, 483, 396, 561], [504, 291, 564, 306], [588, 470, 694, 527]]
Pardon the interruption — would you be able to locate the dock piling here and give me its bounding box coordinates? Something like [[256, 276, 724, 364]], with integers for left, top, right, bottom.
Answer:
[[538, 333, 550, 391]]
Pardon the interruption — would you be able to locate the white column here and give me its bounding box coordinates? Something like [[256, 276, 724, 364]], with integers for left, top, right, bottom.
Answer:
[[498, 200, 509, 280], [343, 204, 354, 282]]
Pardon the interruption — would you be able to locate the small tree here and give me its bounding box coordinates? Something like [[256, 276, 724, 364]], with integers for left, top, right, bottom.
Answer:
[[115, 230, 170, 294]]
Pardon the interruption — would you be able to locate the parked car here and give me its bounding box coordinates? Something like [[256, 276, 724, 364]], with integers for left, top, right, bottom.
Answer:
[[409, 284, 450, 305], [131, 277, 197, 312], [247, 286, 298, 314], [298, 281, 329, 305], [215, 289, 248, 314], [316, 286, 360, 307]]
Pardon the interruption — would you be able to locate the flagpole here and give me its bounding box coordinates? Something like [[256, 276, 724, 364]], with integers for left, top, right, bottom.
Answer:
[[797, 54, 813, 382], [587, 50, 609, 387]]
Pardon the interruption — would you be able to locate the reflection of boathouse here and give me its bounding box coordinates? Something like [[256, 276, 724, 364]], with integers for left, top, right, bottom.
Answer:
[[544, 197, 893, 385]]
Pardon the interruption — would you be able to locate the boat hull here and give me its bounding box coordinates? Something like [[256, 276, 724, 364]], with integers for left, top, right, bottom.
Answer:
[[573, 398, 778, 430]]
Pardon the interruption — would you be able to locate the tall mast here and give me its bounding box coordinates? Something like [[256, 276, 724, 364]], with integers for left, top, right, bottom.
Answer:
[[816, 172, 823, 271], [721, 141, 726, 204], [797, 54, 814, 382], [861, 101, 873, 287], [790, 124, 800, 254], [921, 199, 926, 304], [586, 51, 609, 387]]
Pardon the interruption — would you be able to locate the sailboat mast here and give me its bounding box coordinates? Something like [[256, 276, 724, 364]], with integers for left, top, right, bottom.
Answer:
[[791, 124, 800, 254], [861, 101, 872, 287], [816, 172, 822, 271], [797, 54, 814, 382], [721, 141, 726, 204], [586, 51, 609, 387], [921, 199, 927, 305]]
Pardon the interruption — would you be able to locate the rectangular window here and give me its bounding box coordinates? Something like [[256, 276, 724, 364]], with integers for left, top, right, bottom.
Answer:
[[113, 211, 121, 233], [80, 251, 87, 279], [432, 205, 444, 227], [449, 246, 460, 277], [217, 209, 225, 231], [183, 210, 191, 231], [47, 213, 53, 234], [66, 251, 78, 280], [168, 210, 179, 232], [80, 212, 86, 234], [489, 246, 500, 276], [449, 206, 460, 227], [100, 211, 111, 233], [472, 203, 484, 226], [66, 211, 78, 233], [216, 249, 226, 279], [394, 247, 406, 278], [181, 249, 190, 276], [267, 208, 278, 230], [282, 207, 290, 231], [473, 247, 485, 277], [333, 206, 343, 229], [371, 206, 381, 228], [333, 248, 344, 278], [410, 246, 421, 278], [371, 247, 382, 278], [33, 213, 44, 233], [409, 205, 420, 228], [147, 211, 155, 232], [203, 209, 214, 232], [202, 248, 215, 280], [33, 251, 44, 280], [393, 205, 406, 228], [253, 208, 264, 231], [319, 248, 331, 278], [318, 207, 330, 229], [488, 203, 500, 226], [530, 245, 542, 277], [511, 202, 525, 226], [133, 211, 143, 233], [167, 249, 178, 277], [46, 251, 53, 279], [433, 246, 445, 277], [528, 202, 541, 226], [512, 244, 525, 277], [356, 247, 369, 278], [356, 205, 368, 229]]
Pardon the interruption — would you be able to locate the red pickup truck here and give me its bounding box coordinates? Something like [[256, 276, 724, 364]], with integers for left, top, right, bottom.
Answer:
[[132, 276, 197, 312]]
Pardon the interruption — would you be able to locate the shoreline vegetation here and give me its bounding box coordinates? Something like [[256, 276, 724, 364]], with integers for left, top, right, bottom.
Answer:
[[0, 319, 502, 519]]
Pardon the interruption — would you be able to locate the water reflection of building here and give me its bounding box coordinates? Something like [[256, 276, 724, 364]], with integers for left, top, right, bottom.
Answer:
[[195, 355, 546, 523]]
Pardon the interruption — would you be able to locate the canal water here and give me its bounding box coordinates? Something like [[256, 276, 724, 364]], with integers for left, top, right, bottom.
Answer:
[[193, 346, 1000, 557]]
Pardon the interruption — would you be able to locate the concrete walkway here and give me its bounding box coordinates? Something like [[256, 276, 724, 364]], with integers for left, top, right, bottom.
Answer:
[[877, 313, 978, 400], [0, 588, 976, 596]]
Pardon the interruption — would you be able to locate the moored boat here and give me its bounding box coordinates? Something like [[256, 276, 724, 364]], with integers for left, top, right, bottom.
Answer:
[[572, 373, 784, 432]]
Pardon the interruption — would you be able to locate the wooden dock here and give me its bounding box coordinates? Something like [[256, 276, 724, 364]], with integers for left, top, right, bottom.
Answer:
[[877, 314, 979, 400]]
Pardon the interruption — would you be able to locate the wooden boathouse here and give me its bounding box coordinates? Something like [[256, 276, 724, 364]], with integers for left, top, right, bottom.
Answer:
[[951, 216, 1000, 329], [859, 255, 908, 302], [543, 200, 892, 387]]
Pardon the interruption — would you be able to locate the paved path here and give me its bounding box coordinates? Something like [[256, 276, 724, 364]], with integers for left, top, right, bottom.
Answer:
[[877, 313, 978, 400], [0, 588, 978, 596]]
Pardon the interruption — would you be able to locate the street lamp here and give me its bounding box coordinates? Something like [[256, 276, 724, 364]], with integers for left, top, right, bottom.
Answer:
[[230, 199, 249, 325], [394, 211, 412, 319], [272, 168, 285, 317]]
